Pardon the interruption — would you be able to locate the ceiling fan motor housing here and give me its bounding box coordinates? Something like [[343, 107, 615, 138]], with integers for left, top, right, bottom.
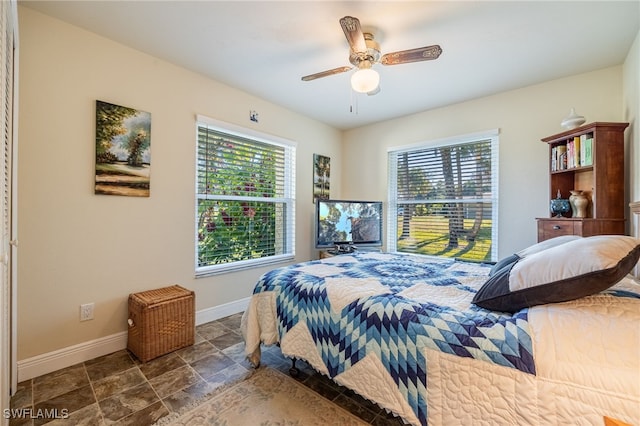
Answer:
[[349, 33, 381, 67]]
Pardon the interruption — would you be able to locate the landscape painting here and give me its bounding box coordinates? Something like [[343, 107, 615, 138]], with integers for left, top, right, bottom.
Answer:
[[313, 154, 330, 201], [95, 100, 151, 197]]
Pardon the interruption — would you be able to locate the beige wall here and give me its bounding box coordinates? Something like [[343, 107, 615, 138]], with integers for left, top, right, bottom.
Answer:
[[624, 29, 640, 238], [342, 67, 626, 258], [17, 7, 342, 360]]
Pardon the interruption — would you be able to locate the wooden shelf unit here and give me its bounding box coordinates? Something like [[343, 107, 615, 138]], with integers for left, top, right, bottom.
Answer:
[[536, 122, 628, 242]]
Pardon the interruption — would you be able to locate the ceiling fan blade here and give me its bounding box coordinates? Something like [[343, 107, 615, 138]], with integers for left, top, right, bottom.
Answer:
[[301, 66, 352, 82], [380, 45, 443, 66], [340, 16, 367, 54]]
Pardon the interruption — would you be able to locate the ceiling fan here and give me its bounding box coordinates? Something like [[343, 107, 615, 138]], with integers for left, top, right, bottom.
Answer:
[[301, 16, 442, 95]]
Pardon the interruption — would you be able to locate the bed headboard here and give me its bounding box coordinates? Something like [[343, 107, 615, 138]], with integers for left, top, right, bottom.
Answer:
[[631, 201, 640, 279]]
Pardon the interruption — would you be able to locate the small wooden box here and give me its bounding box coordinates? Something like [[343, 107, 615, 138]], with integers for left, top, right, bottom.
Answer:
[[127, 285, 195, 362]]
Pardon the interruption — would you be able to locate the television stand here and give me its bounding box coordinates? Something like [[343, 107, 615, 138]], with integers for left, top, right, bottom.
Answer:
[[318, 244, 381, 259], [319, 243, 355, 259]]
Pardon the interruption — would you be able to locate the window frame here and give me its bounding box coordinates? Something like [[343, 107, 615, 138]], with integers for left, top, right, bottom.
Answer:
[[195, 115, 296, 277], [387, 129, 499, 262]]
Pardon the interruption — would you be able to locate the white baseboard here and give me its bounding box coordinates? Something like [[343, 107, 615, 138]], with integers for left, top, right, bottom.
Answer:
[[17, 297, 251, 382], [195, 296, 250, 325], [17, 332, 128, 382]]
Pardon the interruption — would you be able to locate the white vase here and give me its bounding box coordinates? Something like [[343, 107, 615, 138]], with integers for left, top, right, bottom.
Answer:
[[561, 108, 586, 130]]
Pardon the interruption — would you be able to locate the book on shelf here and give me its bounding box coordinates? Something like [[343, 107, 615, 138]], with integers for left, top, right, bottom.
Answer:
[[583, 137, 593, 165], [553, 144, 567, 171], [565, 136, 581, 168]]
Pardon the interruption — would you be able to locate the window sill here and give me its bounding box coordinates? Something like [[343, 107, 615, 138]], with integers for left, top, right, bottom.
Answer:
[[195, 254, 295, 278]]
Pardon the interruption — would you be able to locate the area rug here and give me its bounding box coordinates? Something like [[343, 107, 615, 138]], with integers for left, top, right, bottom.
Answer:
[[156, 367, 368, 425]]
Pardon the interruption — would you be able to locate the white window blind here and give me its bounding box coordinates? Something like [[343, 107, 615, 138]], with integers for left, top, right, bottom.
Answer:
[[388, 131, 498, 262], [195, 117, 295, 276]]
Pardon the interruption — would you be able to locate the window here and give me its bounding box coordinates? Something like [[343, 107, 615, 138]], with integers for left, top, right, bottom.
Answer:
[[196, 116, 295, 276], [387, 130, 498, 262]]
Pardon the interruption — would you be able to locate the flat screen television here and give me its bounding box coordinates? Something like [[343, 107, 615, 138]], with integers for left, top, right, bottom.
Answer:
[[314, 199, 383, 250]]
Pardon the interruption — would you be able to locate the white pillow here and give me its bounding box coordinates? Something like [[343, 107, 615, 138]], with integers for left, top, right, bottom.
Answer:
[[517, 235, 582, 257], [488, 235, 581, 276], [473, 235, 640, 312]]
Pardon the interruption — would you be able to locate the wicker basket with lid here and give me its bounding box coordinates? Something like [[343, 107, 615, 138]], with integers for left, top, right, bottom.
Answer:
[[127, 285, 195, 362]]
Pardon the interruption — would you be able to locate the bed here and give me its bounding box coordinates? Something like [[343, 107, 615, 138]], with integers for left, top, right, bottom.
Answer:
[[241, 229, 640, 425]]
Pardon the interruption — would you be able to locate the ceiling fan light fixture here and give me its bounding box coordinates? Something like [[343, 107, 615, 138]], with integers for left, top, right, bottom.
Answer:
[[351, 67, 380, 93]]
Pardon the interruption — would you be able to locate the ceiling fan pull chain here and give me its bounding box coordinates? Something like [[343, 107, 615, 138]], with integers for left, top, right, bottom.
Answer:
[[349, 88, 359, 115], [349, 87, 353, 113]]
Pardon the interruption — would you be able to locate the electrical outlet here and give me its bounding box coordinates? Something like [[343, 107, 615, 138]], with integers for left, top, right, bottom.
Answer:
[[80, 303, 94, 321]]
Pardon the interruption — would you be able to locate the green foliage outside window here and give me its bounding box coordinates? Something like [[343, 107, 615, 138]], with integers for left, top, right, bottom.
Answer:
[[197, 127, 286, 267], [197, 200, 279, 266]]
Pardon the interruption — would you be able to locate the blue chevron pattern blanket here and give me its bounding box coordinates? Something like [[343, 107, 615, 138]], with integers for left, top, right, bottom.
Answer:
[[251, 252, 535, 425]]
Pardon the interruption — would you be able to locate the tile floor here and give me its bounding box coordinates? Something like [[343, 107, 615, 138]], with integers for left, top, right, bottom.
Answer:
[[9, 312, 405, 426]]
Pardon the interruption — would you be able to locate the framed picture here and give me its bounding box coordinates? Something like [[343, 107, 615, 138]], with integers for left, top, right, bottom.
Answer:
[[313, 154, 330, 201], [95, 100, 151, 197]]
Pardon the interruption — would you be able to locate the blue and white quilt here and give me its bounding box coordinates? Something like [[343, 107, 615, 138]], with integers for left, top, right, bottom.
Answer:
[[242, 252, 537, 425]]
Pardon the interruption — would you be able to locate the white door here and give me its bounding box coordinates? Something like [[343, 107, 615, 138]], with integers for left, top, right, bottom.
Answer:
[[0, 0, 17, 421]]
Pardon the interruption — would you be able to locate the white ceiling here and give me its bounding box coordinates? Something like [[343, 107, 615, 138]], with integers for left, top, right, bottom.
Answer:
[[21, 1, 640, 130]]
